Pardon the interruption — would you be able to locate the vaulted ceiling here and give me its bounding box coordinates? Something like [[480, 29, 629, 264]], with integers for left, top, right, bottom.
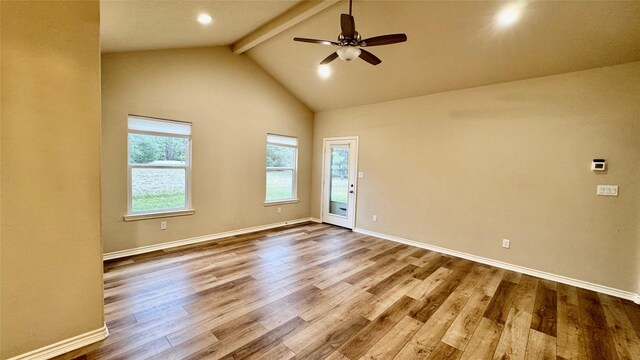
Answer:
[[101, 1, 640, 111], [100, 0, 302, 52]]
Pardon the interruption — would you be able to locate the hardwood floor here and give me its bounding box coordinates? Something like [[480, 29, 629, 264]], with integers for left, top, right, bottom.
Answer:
[[55, 222, 640, 360]]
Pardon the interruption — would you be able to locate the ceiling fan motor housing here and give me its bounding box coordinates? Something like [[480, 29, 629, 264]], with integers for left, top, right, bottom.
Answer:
[[338, 33, 361, 46]]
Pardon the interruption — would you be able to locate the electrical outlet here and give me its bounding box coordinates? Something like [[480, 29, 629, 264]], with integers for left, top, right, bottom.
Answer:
[[160, 221, 167, 230], [372, 215, 378, 222], [596, 185, 618, 196], [358, 172, 364, 179], [277, 207, 282, 214], [502, 239, 510, 249]]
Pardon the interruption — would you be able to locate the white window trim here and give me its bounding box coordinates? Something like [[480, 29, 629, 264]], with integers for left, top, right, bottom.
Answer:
[[124, 209, 196, 222], [125, 115, 194, 221], [265, 134, 299, 205], [264, 199, 299, 207]]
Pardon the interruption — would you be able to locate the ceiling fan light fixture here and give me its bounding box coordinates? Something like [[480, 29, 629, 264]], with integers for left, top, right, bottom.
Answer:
[[337, 46, 361, 61]]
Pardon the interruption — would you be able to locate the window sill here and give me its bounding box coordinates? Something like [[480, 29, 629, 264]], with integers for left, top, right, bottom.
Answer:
[[123, 209, 195, 222], [264, 199, 299, 207]]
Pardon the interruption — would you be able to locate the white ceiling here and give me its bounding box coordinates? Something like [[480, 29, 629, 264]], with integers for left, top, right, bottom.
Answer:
[[100, 0, 640, 111], [100, 0, 302, 53], [247, 0, 640, 111]]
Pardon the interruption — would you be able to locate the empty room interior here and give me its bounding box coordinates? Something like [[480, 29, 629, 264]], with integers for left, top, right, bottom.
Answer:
[[2, 0, 640, 359]]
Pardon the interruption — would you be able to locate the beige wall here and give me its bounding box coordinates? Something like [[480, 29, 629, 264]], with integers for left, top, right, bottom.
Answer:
[[0, 1, 103, 358], [312, 62, 640, 293], [0, 0, 3, 354], [101, 48, 313, 254]]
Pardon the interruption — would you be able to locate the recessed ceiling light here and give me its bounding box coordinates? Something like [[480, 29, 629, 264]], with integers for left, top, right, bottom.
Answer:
[[317, 65, 331, 79], [197, 14, 213, 25], [496, 5, 521, 27]]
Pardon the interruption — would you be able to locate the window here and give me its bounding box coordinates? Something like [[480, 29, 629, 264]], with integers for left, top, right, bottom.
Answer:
[[266, 134, 298, 204], [126, 115, 193, 220]]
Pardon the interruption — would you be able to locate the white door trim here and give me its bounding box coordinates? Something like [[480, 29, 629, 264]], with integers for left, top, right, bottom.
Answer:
[[320, 136, 359, 229]]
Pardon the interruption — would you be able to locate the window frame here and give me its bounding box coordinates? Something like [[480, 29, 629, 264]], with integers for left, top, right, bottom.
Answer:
[[265, 134, 299, 206], [124, 115, 194, 221]]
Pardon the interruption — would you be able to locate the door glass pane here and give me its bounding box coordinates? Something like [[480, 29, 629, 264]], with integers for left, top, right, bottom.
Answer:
[[329, 147, 349, 217], [131, 168, 186, 212]]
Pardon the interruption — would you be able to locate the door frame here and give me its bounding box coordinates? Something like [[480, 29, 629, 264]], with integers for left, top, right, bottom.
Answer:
[[320, 136, 359, 229]]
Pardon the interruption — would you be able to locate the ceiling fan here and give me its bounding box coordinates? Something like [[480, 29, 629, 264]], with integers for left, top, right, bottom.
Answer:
[[293, 0, 407, 66]]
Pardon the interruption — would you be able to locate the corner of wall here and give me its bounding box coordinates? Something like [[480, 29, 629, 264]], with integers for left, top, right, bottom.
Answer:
[[0, 0, 4, 356], [1, 1, 103, 357], [242, 50, 315, 116]]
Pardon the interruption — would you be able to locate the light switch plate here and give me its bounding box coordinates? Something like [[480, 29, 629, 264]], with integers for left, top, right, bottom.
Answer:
[[596, 185, 618, 196], [358, 172, 364, 179]]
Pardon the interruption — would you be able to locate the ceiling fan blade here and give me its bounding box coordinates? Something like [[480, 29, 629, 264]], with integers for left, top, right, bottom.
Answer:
[[358, 49, 382, 65], [360, 34, 407, 47], [293, 37, 339, 46], [320, 52, 339, 65], [340, 14, 356, 38]]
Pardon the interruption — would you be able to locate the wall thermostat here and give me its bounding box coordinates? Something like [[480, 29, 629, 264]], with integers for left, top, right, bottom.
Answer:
[[591, 159, 606, 171]]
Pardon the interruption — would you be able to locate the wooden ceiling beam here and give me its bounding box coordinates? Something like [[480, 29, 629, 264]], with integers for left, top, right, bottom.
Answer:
[[232, 0, 339, 55]]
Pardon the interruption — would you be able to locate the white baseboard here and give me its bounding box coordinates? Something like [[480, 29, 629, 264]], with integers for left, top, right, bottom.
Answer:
[[354, 227, 640, 304], [103, 217, 315, 261], [310, 217, 322, 223], [7, 324, 109, 360]]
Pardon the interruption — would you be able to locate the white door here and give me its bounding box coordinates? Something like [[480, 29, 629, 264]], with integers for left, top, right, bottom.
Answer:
[[322, 138, 358, 229]]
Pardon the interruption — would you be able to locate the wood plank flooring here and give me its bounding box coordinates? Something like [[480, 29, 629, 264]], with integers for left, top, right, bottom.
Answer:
[[55, 222, 640, 360]]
